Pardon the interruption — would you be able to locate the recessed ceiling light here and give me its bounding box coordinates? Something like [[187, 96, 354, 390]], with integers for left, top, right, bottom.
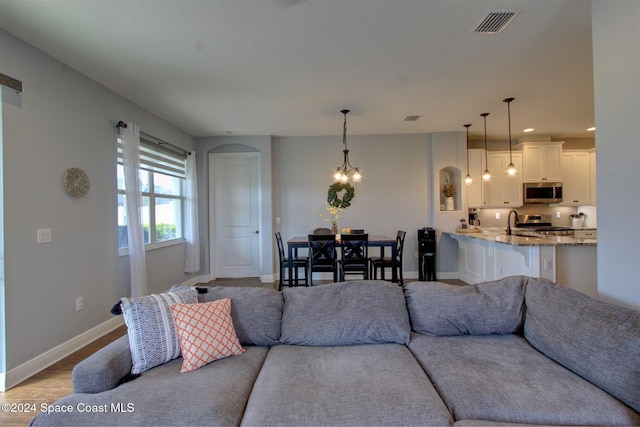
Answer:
[[587, 127, 596, 132], [523, 128, 534, 133]]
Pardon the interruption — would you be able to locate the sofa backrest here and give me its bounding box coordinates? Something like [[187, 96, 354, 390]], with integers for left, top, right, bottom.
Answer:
[[280, 280, 411, 346], [524, 277, 640, 413], [404, 276, 527, 336], [170, 284, 284, 346]]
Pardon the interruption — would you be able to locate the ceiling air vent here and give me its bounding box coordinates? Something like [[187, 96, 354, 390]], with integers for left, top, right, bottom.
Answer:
[[404, 115, 421, 122], [474, 10, 520, 34]]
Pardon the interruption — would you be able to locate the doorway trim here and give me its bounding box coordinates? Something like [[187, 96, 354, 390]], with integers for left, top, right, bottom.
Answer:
[[208, 151, 262, 280]]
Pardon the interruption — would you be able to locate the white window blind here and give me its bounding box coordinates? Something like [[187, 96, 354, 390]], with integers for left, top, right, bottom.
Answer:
[[117, 137, 186, 178]]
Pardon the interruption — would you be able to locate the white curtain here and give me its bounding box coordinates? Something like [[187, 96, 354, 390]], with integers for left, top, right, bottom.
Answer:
[[120, 122, 148, 296], [184, 152, 200, 273]]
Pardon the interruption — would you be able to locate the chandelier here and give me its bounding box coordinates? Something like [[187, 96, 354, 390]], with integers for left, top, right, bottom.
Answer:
[[333, 109, 362, 183]]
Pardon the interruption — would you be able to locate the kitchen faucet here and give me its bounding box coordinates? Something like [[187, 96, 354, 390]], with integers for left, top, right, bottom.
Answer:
[[506, 210, 519, 235]]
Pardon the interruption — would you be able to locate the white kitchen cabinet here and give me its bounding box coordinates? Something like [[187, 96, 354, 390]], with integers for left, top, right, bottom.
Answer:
[[559, 151, 591, 206], [466, 149, 484, 208], [482, 152, 522, 208], [521, 142, 563, 182]]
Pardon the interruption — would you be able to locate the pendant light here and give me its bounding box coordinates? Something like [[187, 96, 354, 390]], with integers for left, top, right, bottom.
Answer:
[[503, 97, 517, 176], [333, 109, 362, 183], [481, 113, 491, 182], [464, 124, 473, 185]]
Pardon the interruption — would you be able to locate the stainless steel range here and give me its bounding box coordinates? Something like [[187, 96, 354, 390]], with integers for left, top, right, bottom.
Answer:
[[517, 214, 574, 236]]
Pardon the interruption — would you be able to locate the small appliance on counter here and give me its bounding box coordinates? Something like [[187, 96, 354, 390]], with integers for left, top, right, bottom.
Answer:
[[570, 213, 585, 228], [468, 208, 480, 226]]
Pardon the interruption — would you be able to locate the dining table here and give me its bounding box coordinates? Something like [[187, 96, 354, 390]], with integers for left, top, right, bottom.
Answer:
[[286, 234, 397, 286]]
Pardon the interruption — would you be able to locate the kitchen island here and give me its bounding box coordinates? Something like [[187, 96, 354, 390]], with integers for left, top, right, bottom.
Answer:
[[446, 228, 597, 298]]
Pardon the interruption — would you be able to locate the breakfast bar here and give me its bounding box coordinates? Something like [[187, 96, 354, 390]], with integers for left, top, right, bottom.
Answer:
[[446, 228, 597, 298]]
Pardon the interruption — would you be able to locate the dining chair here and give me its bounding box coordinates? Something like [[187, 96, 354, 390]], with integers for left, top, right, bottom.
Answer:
[[307, 234, 338, 285], [275, 232, 308, 291], [338, 233, 369, 282], [312, 227, 333, 235], [370, 230, 406, 285]]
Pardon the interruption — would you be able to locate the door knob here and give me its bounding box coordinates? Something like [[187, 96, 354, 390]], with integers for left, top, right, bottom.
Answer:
[[254, 230, 259, 234]]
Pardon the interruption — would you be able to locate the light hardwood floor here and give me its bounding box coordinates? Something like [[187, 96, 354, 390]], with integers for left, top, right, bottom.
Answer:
[[0, 325, 128, 427], [0, 278, 466, 426]]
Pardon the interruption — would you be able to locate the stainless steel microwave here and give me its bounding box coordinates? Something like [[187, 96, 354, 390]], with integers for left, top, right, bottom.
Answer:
[[523, 182, 563, 203]]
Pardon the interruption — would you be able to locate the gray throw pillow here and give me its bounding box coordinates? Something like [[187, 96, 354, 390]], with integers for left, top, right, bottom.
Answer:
[[120, 288, 198, 374], [404, 276, 527, 336], [524, 277, 640, 413], [170, 284, 284, 346], [280, 280, 411, 346]]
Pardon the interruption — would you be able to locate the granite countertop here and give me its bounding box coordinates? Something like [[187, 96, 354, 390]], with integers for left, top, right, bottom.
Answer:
[[446, 228, 597, 247]]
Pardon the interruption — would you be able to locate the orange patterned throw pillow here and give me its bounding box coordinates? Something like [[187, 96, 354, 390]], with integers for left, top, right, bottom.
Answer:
[[169, 298, 245, 373]]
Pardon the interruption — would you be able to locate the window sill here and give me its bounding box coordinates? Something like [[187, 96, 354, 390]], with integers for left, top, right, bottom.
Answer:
[[119, 238, 186, 257]]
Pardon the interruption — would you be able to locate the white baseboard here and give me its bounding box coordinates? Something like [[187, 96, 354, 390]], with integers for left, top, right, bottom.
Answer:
[[3, 316, 124, 392]]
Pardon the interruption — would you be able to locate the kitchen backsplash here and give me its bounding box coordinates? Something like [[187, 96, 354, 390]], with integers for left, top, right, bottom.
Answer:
[[472, 204, 597, 229]]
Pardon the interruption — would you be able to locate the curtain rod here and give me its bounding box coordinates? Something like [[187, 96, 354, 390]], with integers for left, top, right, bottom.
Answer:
[[0, 73, 22, 93], [116, 121, 191, 156]]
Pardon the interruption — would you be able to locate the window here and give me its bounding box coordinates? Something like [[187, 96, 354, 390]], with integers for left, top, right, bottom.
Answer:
[[117, 137, 186, 251]]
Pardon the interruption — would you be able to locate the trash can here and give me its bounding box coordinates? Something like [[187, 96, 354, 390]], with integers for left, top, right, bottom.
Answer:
[[418, 227, 436, 281]]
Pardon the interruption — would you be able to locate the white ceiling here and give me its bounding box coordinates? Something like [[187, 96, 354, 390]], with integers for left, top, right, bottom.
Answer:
[[0, 0, 594, 140]]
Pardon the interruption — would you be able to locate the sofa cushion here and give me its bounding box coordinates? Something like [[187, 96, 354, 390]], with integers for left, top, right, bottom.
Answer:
[[524, 277, 640, 413], [120, 289, 198, 374], [31, 346, 269, 426], [280, 280, 410, 346], [170, 299, 245, 373], [241, 344, 452, 426], [404, 276, 526, 336], [408, 333, 640, 425], [170, 284, 283, 346]]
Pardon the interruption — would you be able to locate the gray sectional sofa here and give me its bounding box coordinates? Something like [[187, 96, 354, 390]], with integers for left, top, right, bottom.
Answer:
[[31, 276, 640, 426]]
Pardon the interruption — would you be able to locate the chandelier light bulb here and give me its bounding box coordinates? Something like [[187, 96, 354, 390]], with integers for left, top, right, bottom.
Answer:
[[464, 174, 473, 185], [334, 169, 343, 182], [482, 169, 492, 182], [507, 162, 517, 176], [352, 169, 362, 182]]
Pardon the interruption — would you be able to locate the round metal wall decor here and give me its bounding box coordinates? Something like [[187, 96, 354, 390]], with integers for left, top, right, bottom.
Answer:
[[63, 167, 90, 198]]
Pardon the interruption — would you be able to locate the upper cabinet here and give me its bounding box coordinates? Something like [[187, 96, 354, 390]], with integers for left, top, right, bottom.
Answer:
[[521, 142, 564, 182], [558, 150, 592, 206], [482, 152, 523, 208]]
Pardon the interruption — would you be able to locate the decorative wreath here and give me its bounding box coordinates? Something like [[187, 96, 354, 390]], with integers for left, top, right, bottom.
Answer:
[[327, 182, 355, 209]]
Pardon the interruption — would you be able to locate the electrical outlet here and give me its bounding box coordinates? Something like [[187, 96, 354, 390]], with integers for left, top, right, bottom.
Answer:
[[495, 213, 501, 220], [544, 259, 553, 270], [37, 228, 52, 244], [75, 296, 84, 311]]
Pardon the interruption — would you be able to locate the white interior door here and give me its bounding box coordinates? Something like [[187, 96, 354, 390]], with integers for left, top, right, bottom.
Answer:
[[210, 153, 260, 278]]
